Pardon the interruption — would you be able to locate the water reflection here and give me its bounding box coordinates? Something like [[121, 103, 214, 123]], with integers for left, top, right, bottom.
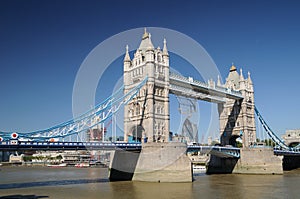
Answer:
[[1, 167, 300, 198], [0, 194, 49, 199]]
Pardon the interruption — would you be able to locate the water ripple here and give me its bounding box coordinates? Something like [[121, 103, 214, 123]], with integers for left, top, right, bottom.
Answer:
[[0, 178, 109, 189]]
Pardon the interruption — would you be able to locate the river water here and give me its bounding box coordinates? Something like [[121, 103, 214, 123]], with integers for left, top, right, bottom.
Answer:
[[0, 166, 299, 199]]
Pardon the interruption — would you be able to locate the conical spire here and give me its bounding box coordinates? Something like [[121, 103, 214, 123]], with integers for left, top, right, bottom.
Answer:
[[239, 68, 244, 81], [230, 63, 237, 72], [163, 38, 169, 56], [124, 45, 131, 62], [247, 71, 252, 84], [142, 28, 149, 39], [217, 75, 222, 86], [139, 28, 154, 50]]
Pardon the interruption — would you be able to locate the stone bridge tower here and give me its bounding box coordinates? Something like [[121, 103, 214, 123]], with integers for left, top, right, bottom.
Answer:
[[218, 64, 256, 148], [123, 29, 170, 143]]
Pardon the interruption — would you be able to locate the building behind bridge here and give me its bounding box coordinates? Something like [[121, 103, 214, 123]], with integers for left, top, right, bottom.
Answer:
[[282, 129, 300, 146]]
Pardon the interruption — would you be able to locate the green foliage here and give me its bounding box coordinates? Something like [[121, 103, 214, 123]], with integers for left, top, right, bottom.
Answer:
[[210, 141, 220, 146], [236, 142, 243, 148]]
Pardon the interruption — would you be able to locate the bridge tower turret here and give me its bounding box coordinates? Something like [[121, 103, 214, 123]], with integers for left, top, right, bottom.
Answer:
[[218, 64, 256, 148], [123, 29, 170, 143]]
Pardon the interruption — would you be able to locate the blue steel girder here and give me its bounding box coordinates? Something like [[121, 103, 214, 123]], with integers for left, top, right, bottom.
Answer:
[[0, 141, 142, 151], [187, 145, 240, 158], [0, 77, 148, 141], [254, 106, 290, 150]]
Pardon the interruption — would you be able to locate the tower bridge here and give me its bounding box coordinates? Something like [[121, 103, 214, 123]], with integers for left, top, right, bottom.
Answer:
[[1, 29, 300, 181], [122, 29, 256, 149]]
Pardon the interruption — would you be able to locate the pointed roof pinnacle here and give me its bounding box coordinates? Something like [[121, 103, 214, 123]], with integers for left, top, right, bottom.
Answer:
[[163, 38, 169, 56], [139, 28, 154, 50], [217, 75, 222, 86], [239, 68, 244, 81], [230, 63, 237, 72], [142, 28, 149, 39], [124, 45, 131, 62], [248, 71, 253, 84]]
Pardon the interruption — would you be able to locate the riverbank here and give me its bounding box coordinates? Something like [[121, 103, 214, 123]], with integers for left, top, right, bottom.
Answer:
[[0, 161, 107, 168]]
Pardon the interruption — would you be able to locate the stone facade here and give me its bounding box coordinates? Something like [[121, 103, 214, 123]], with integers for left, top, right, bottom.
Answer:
[[218, 65, 256, 147], [132, 142, 192, 182], [233, 148, 283, 174], [123, 29, 170, 143], [282, 129, 300, 146]]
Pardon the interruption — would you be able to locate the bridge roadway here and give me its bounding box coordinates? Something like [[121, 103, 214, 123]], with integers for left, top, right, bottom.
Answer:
[[0, 141, 240, 158], [1, 141, 299, 158], [0, 141, 142, 151]]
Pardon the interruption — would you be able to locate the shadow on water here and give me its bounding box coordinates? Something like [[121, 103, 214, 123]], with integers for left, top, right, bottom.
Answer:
[[0, 195, 48, 199], [0, 178, 109, 190]]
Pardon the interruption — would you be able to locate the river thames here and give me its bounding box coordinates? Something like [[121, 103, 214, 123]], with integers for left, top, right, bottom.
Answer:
[[0, 166, 299, 199]]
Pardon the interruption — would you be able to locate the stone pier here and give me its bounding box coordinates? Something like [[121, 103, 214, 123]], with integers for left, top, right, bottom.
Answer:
[[233, 148, 283, 174], [207, 148, 283, 174], [108, 142, 193, 182], [283, 155, 300, 170]]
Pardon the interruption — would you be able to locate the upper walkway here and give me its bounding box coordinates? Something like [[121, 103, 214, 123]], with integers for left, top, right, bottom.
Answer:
[[169, 73, 243, 103]]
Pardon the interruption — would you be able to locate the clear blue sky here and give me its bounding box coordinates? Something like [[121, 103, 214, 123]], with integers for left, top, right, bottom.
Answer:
[[1, 0, 300, 140]]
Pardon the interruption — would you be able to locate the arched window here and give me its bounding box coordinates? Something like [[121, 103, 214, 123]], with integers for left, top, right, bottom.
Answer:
[[136, 104, 140, 115]]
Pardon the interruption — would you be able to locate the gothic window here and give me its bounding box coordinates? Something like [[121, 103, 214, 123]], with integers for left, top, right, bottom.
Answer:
[[158, 54, 161, 62], [248, 97, 252, 103], [230, 121, 235, 128], [235, 107, 239, 115], [136, 105, 140, 116], [247, 117, 251, 124]]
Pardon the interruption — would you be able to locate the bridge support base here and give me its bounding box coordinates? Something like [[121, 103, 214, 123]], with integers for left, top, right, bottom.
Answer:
[[132, 142, 192, 182], [108, 150, 140, 181], [206, 155, 238, 174], [283, 155, 300, 170], [207, 148, 283, 174], [233, 148, 283, 174], [108, 142, 192, 182]]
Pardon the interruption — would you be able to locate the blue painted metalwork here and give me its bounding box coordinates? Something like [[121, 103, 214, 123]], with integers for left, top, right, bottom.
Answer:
[[187, 145, 240, 158], [0, 141, 142, 151], [254, 106, 290, 150], [0, 77, 148, 142]]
